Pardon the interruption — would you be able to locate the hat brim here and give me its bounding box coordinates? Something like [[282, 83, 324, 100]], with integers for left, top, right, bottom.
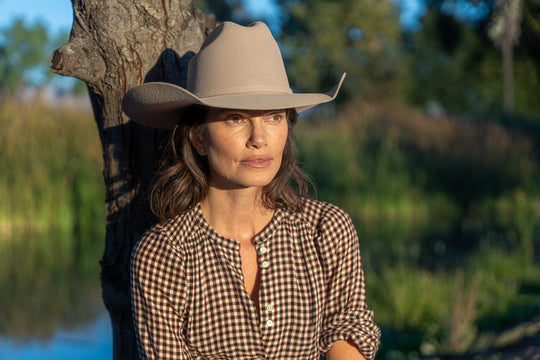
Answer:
[[122, 73, 346, 130]]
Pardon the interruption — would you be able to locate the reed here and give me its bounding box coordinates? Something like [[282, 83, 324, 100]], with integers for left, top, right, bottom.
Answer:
[[0, 96, 106, 338], [0, 96, 105, 238]]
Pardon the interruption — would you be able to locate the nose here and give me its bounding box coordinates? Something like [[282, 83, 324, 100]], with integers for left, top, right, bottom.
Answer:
[[247, 119, 268, 149]]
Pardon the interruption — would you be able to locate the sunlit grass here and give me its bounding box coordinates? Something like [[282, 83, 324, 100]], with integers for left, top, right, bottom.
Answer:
[[0, 96, 106, 339], [366, 249, 540, 357], [0, 97, 104, 237]]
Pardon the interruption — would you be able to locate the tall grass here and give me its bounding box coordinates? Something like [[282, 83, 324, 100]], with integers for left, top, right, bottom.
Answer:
[[0, 97, 106, 339], [0, 97, 105, 237]]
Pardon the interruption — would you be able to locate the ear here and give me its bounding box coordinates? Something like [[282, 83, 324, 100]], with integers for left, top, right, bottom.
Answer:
[[189, 128, 206, 156]]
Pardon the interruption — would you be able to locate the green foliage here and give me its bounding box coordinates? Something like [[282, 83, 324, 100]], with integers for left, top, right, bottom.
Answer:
[[404, 0, 540, 117], [0, 98, 104, 236], [194, 0, 251, 23], [298, 100, 540, 268], [367, 249, 539, 358], [0, 18, 67, 93], [277, 0, 405, 101], [0, 97, 106, 339], [296, 100, 540, 357]]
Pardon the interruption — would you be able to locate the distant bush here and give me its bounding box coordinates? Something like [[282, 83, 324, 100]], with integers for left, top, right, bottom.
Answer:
[[296, 100, 540, 358], [297, 100, 539, 269]]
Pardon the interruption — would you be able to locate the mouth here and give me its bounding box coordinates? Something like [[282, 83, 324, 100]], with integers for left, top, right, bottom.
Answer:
[[240, 156, 272, 168]]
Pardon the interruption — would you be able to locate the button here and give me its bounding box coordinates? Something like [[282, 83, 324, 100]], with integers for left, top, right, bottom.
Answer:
[[266, 320, 274, 327], [261, 261, 270, 268], [258, 245, 267, 254], [266, 304, 274, 312]]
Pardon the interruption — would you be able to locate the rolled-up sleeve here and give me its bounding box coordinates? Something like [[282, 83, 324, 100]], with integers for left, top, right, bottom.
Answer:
[[317, 206, 381, 359], [131, 226, 193, 360]]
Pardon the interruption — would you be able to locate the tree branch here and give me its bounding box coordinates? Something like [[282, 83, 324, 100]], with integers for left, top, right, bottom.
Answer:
[[50, 38, 106, 85]]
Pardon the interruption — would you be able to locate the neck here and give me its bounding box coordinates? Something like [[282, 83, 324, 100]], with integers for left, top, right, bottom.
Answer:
[[200, 186, 275, 244]]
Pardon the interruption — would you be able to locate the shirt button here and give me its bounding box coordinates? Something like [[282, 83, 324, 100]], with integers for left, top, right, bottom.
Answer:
[[258, 245, 267, 254], [261, 261, 270, 268], [266, 304, 274, 312], [266, 320, 274, 327]]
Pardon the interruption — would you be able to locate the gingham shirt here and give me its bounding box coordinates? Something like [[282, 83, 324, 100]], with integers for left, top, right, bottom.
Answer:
[[131, 198, 381, 360]]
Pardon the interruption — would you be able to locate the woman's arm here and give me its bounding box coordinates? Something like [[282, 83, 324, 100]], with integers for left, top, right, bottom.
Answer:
[[326, 340, 367, 360], [317, 203, 381, 359], [131, 226, 193, 360]]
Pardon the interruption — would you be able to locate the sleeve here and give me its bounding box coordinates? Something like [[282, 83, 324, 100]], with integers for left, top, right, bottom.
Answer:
[[317, 205, 381, 360], [130, 226, 193, 360]]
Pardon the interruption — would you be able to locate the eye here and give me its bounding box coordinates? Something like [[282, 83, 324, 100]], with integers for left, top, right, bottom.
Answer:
[[225, 113, 244, 124], [268, 113, 285, 123]]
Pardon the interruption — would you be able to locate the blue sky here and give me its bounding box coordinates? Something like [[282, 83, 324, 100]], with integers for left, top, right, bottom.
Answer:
[[0, 0, 425, 35], [0, 0, 424, 89]]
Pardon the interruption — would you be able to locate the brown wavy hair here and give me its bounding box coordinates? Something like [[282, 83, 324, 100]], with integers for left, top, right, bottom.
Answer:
[[150, 105, 312, 221]]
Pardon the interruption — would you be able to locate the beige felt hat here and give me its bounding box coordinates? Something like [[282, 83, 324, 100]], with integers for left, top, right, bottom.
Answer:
[[122, 21, 346, 129]]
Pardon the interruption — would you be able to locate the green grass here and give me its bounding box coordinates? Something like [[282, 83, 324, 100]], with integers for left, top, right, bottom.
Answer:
[[0, 97, 106, 339], [0, 98, 105, 237]]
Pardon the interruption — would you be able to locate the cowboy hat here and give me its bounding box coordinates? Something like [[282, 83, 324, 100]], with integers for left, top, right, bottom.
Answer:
[[122, 21, 346, 129]]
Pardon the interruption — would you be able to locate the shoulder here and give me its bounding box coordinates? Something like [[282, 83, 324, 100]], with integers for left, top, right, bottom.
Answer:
[[293, 199, 359, 260], [298, 198, 355, 232], [132, 208, 201, 264]]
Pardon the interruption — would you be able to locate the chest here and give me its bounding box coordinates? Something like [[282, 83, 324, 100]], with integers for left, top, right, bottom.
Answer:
[[239, 242, 261, 307], [184, 233, 326, 359]]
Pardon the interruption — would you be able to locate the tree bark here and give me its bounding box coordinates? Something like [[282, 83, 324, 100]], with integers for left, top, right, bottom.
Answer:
[[50, 1, 218, 359]]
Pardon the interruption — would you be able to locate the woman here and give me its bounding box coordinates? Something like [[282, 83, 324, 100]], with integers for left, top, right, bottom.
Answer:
[[122, 21, 381, 360]]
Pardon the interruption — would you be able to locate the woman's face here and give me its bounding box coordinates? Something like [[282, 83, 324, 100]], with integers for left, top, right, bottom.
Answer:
[[191, 108, 289, 190]]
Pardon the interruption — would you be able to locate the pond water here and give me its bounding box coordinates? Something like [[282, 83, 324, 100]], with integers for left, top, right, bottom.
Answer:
[[1, 231, 112, 359], [0, 308, 112, 360]]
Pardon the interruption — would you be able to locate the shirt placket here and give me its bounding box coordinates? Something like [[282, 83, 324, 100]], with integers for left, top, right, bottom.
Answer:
[[211, 233, 265, 358], [255, 238, 282, 357]]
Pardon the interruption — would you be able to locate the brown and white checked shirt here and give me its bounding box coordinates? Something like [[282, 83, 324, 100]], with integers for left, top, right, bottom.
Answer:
[[131, 198, 381, 360]]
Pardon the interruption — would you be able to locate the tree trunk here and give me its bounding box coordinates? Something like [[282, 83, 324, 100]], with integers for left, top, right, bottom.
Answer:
[[50, 1, 218, 359], [501, 40, 514, 113]]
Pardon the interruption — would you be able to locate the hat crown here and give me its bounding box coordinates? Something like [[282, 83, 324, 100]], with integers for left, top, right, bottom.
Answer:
[[186, 22, 292, 97]]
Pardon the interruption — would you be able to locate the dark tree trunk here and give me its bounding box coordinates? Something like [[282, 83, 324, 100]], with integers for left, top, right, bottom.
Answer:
[[502, 40, 514, 113], [50, 1, 218, 359]]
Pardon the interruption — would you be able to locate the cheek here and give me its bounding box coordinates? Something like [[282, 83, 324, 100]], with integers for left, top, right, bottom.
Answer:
[[275, 128, 289, 157], [206, 137, 239, 159], [205, 137, 239, 172]]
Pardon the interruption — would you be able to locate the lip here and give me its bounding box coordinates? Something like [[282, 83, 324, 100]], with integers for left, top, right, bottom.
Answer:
[[240, 156, 273, 168]]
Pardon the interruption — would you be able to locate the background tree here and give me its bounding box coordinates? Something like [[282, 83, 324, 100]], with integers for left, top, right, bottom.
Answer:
[[195, 0, 251, 23], [50, 1, 218, 359], [403, 3, 497, 113], [0, 18, 48, 93], [276, 0, 405, 102], [403, 0, 540, 117], [488, 0, 523, 113]]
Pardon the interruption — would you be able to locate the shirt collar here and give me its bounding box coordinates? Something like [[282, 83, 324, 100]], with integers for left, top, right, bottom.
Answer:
[[191, 203, 287, 247]]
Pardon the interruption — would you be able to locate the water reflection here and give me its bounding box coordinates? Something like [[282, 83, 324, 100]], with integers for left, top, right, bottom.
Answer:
[[0, 309, 112, 360], [1, 229, 110, 358]]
